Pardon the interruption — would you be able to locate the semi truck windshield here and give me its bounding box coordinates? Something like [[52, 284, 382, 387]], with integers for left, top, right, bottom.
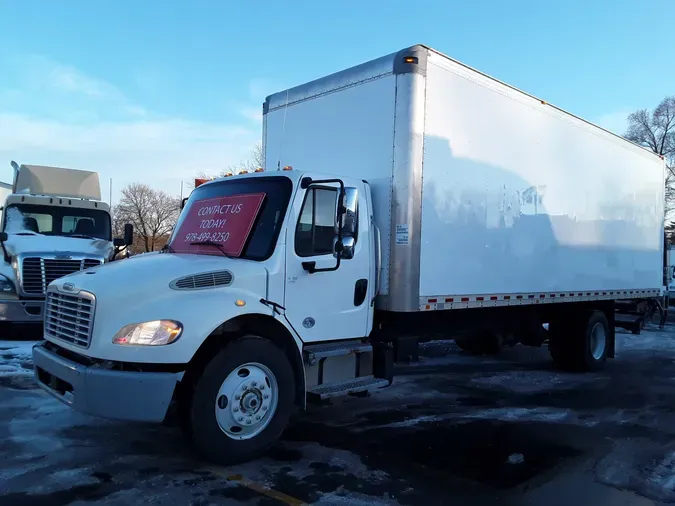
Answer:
[[4, 204, 112, 240], [169, 176, 293, 260]]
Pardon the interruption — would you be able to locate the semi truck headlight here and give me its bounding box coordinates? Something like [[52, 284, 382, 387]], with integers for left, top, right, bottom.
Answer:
[[0, 275, 16, 294], [112, 320, 182, 346]]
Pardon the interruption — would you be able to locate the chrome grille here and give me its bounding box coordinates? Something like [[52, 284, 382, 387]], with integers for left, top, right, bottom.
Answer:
[[170, 270, 233, 290], [44, 290, 95, 348], [21, 258, 102, 295]]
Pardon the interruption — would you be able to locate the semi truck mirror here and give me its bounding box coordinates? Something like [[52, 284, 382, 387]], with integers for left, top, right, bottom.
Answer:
[[180, 197, 188, 210], [113, 238, 125, 247], [124, 223, 134, 246], [333, 236, 355, 260], [334, 190, 345, 233], [0, 232, 7, 242], [333, 238, 344, 257], [340, 188, 358, 237]]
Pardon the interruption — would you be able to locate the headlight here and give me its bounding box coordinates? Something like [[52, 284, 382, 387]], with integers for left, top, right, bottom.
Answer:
[[112, 320, 182, 346], [0, 275, 16, 294]]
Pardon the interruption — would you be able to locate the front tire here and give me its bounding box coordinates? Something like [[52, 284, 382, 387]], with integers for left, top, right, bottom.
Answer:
[[187, 336, 295, 465]]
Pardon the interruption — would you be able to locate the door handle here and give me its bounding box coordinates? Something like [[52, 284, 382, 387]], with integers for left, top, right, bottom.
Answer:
[[354, 279, 368, 306]]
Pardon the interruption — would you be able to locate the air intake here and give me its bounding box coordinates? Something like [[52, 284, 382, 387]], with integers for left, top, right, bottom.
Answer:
[[169, 270, 233, 290]]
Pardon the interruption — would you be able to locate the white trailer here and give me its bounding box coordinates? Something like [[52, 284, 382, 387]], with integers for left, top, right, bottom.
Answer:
[[33, 45, 665, 465]]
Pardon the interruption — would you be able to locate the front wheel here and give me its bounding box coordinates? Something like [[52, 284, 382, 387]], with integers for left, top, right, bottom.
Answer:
[[186, 336, 295, 465]]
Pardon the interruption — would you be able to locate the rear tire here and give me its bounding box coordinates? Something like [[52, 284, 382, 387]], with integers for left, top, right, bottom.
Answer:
[[185, 336, 295, 465], [549, 310, 609, 371]]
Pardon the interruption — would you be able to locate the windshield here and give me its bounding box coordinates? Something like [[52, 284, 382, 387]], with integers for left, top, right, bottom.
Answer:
[[169, 176, 292, 260], [3, 204, 111, 241]]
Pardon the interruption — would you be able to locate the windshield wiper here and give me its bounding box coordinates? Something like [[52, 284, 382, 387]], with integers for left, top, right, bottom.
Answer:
[[70, 234, 97, 240], [14, 232, 39, 236], [190, 240, 232, 257]]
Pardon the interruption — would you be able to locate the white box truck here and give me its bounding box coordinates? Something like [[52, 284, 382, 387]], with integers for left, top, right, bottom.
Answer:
[[0, 162, 133, 327], [33, 45, 665, 464]]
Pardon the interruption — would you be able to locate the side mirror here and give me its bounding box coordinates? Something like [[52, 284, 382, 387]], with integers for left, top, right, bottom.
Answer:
[[335, 187, 358, 237], [333, 236, 355, 260], [123, 223, 134, 246], [113, 238, 125, 247], [180, 197, 188, 210], [0, 232, 6, 242]]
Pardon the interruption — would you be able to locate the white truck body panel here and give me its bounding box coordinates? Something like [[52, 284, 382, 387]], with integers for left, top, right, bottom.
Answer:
[[265, 72, 397, 296], [14, 164, 102, 200], [264, 45, 665, 312], [421, 51, 664, 298]]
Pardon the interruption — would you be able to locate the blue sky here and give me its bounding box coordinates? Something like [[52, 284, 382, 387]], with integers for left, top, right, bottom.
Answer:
[[1, 0, 673, 203]]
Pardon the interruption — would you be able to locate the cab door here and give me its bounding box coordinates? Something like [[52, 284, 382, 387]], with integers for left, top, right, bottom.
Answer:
[[284, 181, 371, 343]]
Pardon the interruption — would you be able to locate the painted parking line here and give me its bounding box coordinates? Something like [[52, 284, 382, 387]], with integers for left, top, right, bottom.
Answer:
[[206, 467, 307, 506]]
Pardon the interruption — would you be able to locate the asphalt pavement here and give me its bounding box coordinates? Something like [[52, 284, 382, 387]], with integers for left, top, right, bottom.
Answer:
[[2, 322, 675, 505]]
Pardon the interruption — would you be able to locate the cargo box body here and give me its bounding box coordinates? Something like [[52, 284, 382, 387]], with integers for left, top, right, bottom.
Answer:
[[264, 45, 665, 313]]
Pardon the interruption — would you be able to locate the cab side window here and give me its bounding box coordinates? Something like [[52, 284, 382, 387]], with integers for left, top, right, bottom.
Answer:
[[295, 188, 337, 257]]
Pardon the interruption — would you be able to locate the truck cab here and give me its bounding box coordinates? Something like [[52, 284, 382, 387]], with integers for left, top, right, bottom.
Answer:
[[33, 169, 376, 463], [0, 162, 132, 325]]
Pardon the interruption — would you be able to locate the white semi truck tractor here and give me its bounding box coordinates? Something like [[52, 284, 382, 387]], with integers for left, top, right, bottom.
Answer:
[[33, 45, 665, 464], [0, 162, 133, 328]]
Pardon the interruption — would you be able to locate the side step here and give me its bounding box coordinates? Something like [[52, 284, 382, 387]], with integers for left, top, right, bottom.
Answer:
[[303, 341, 372, 363], [307, 376, 390, 401]]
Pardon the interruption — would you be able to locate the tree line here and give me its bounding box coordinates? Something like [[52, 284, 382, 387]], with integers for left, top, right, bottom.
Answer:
[[112, 144, 264, 254], [115, 98, 675, 254]]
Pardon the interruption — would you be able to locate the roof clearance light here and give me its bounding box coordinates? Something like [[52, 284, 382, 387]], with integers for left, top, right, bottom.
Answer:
[[224, 172, 233, 177], [239, 170, 249, 175], [403, 56, 418, 64], [254, 167, 264, 172], [282, 165, 293, 171]]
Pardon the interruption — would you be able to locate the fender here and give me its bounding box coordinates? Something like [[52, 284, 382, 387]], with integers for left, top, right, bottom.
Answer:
[[188, 307, 307, 409]]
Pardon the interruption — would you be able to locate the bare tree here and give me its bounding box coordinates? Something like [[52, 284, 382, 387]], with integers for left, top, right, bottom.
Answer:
[[115, 183, 180, 252], [624, 96, 675, 214], [197, 143, 264, 180]]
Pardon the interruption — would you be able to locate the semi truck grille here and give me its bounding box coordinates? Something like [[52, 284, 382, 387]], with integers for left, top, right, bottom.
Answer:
[[44, 291, 95, 348], [21, 258, 102, 295]]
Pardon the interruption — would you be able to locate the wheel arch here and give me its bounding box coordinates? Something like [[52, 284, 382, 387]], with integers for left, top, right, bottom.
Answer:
[[184, 313, 306, 409]]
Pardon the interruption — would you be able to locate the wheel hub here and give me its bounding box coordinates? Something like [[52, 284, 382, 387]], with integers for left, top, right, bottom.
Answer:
[[590, 322, 607, 360], [214, 363, 278, 440]]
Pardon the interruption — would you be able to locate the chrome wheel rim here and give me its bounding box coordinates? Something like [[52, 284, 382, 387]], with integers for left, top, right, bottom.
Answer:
[[590, 322, 606, 360], [214, 362, 278, 440]]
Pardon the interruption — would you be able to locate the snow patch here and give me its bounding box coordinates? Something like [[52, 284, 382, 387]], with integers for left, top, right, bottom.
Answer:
[[596, 439, 675, 502], [616, 325, 675, 353], [463, 407, 571, 423], [469, 370, 601, 394], [0, 340, 37, 378]]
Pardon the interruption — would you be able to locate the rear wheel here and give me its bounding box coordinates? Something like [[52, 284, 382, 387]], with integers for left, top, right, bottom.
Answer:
[[184, 336, 295, 465], [549, 310, 609, 371]]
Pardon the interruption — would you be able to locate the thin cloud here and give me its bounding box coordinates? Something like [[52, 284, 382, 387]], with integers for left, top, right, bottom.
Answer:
[[0, 55, 261, 200], [240, 106, 262, 123], [595, 109, 634, 136]]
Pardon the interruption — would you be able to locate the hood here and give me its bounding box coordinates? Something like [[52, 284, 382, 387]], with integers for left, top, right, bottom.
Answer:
[[49, 252, 269, 307], [4, 234, 112, 259]]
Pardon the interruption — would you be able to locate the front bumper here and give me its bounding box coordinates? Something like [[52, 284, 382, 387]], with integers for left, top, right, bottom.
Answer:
[[0, 300, 44, 323], [32, 342, 182, 422]]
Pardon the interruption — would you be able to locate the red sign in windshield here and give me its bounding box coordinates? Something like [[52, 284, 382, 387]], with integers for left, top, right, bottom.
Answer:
[[170, 193, 265, 256]]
